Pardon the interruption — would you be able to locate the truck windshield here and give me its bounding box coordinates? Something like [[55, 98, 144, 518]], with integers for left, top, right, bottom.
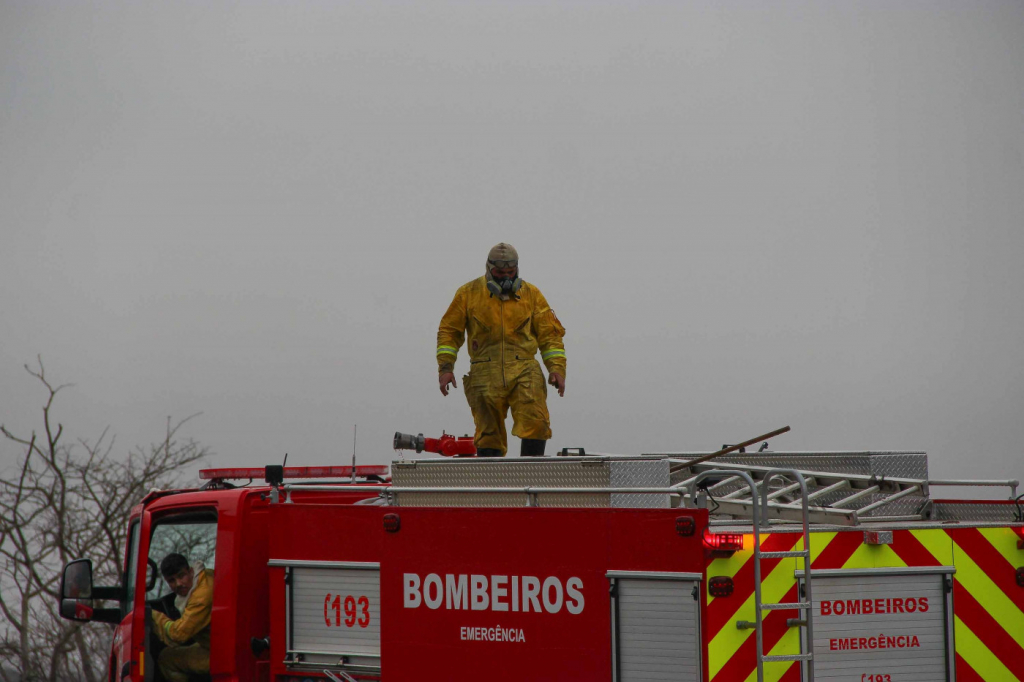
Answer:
[[145, 512, 217, 603]]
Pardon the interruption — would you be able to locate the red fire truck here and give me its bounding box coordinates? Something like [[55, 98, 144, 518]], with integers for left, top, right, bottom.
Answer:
[[60, 443, 1024, 682]]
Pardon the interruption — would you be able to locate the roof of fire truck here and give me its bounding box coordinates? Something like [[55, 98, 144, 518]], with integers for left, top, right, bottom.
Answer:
[[385, 450, 1021, 527], [197, 450, 1023, 529]]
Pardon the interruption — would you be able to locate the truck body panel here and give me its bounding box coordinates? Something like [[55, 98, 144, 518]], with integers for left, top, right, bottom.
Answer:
[[59, 454, 1023, 681], [267, 504, 710, 681]]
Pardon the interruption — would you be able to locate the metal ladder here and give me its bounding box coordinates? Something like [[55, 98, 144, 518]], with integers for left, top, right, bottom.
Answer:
[[673, 458, 929, 525], [756, 470, 815, 680], [692, 469, 815, 682]]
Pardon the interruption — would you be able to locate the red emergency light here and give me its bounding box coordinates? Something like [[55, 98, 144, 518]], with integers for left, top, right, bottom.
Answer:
[[702, 528, 745, 553], [675, 516, 697, 537], [1017, 567, 1024, 588], [198, 465, 389, 481], [708, 576, 734, 598]]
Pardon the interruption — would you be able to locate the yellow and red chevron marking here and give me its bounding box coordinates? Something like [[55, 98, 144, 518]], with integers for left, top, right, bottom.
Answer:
[[709, 526, 1024, 681], [946, 527, 1024, 681], [708, 530, 864, 681], [889, 526, 1024, 681]]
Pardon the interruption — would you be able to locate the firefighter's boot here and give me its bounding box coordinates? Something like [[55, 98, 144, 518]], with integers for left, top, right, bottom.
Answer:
[[521, 439, 546, 457], [477, 448, 503, 457]]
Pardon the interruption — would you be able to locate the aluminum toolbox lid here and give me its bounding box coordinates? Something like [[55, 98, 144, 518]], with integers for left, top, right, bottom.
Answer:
[[390, 455, 672, 508]]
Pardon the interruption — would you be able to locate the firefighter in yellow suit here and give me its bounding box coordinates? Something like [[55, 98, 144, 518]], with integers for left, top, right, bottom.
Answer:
[[150, 554, 213, 682], [437, 243, 566, 457]]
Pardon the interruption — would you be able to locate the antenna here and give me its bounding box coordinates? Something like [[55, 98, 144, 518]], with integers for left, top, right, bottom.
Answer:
[[352, 425, 357, 483]]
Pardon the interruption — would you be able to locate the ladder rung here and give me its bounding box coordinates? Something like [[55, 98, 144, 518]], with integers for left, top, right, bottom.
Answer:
[[833, 485, 879, 508], [760, 602, 811, 611], [707, 475, 741, 492], [759, 550, 809, 559], [762, 654, 813, 662], [806, 479, 850, 501], [855, 484, 921, 515], [766, 481, 803, 500]]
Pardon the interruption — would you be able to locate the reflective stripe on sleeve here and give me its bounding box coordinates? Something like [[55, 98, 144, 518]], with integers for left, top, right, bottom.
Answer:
[[436, 346, 458, 357], [541, 349, 566, 360]]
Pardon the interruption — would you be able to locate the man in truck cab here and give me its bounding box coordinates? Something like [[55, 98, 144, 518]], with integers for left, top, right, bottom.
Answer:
[[150, 553, 214, 682]]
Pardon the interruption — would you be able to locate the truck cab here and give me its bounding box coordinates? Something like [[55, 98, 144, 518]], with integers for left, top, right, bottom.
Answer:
[[59, 466, 387, 682]]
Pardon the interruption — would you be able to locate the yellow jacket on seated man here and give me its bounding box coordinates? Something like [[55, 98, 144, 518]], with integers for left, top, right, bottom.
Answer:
[[151, 553, 213, 682]]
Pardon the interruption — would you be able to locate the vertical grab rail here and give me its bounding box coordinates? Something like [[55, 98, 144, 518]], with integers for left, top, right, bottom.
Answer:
[[759, 469, 815, 681], [691, 470, 765, 682]]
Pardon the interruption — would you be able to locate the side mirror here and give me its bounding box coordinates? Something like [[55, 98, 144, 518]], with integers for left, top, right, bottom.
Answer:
[[59, 559, 96, 622], [61, 559, 93, 600], [60, 599, 95, 621], [58, 558, 123, 624]]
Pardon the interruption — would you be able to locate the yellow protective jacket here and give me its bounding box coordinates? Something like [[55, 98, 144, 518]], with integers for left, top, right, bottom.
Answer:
[[437, 276, 566, 382], [151, 568, 213, 649]]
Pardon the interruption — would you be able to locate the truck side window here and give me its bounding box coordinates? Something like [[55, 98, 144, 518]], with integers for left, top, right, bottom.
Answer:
[[145, 512, 217, 603], [123, 521, 141, 617]]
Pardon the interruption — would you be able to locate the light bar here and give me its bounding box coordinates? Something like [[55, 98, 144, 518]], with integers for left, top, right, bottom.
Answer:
[[199, 465, 390, 481], [702, 528, 745, 552]]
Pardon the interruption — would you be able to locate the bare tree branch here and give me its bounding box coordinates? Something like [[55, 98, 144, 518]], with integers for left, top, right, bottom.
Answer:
[[0, 359, 211, 679]]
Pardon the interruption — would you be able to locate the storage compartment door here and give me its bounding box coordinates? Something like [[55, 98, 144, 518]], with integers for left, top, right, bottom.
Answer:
[[610, 572, 702, 682], [275, 560, 381, 671], [808, 569, 952, 681]]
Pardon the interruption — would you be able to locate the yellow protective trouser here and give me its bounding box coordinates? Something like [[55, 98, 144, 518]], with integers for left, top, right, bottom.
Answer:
[[158, 643, 210, 682], [463, 359, 551, 455]]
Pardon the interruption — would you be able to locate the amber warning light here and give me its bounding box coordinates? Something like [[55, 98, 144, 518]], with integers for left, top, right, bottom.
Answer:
[[199, 465, 389, 480]]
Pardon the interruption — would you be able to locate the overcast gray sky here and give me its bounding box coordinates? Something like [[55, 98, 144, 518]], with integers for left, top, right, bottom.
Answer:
[[2, 1, 1022, 490]]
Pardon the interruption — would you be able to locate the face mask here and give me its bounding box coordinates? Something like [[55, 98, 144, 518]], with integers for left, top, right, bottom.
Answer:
[[486, 267, 523, 297]]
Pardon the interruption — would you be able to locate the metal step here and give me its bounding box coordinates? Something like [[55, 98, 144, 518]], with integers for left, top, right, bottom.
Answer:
[[760, 602, 811, 611], [759, 550, 809, 559], [763, 654, 813, 663]]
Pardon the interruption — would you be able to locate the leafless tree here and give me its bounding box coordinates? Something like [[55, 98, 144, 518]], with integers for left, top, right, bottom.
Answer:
[[0, 359, 210, 681]]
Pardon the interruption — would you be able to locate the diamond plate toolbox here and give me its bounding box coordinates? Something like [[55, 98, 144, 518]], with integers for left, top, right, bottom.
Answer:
[[390, 457, 671, 508]]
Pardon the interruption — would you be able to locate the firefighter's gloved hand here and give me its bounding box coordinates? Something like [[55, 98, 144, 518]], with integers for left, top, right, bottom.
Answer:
[[548, 372, 565, 397], [439, 372, 457, 396]]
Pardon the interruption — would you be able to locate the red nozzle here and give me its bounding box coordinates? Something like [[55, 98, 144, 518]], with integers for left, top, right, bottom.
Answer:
[[423, 433, 478, 457]]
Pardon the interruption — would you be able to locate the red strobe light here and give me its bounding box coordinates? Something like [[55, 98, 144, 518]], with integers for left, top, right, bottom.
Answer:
[[675, 516, 696, 537], [709, 576, 734, 598], [383, 513, 401, 533], [1017, 567, 1024, 588], [702, 528, 744, 552]]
